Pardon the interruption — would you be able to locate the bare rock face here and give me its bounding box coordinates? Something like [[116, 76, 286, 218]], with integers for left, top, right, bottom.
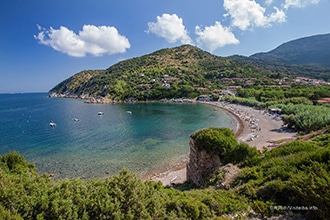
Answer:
[[214, 163, 241, 190], [186, 137, 221, 187]]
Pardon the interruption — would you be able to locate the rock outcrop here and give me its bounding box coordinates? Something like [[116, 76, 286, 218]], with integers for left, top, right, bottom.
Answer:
[[186, 137, 221, 187]]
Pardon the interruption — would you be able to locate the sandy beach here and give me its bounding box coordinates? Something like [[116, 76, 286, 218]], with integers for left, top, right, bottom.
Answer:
[[147, 101, 297, 186]]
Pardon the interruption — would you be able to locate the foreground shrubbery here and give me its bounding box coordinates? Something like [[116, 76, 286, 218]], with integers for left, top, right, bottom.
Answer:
[[232, 140, 330, 219], [1, 131, 329, 219], [0, 152, 249, 219]]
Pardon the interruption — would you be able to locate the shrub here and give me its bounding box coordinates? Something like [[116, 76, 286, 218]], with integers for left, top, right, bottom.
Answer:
[[223, 143, 262, 166], [0, 151, 35, 175], [264, 141, 317, 158], [191, 127, 237, 157], [232, 141, 330, 219]]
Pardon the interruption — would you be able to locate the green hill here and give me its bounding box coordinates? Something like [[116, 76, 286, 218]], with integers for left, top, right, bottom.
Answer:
[[251, 33, 330, 68], [50, 44, 330, 102], [230, 54, 330, 81], [49, 45, 286, 101]]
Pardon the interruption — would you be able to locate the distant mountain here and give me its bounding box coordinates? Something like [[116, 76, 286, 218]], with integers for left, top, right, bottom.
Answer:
[[251, 33, 330, 68], [229, 54, 330, 81]]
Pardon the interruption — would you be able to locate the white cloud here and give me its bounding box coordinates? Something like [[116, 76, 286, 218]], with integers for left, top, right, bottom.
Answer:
[[147, 13, 193, 44], [283, 0, 320, 9], [34, 24, 130, 57], [266, 0, 274, 5], [195, 21, 239, 52], [223, 0, 286, 30], [268, 7, 286, 23]]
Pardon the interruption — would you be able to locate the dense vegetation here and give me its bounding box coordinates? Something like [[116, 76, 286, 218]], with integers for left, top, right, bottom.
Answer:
[[191, 128, 237, 155], [0, 152, 250, 219], [221, 85, 330, 133], [230, 55, 330, 81], [50, 45, 280, 101], [1, 130, 329, 219], [232, 139, 330, 219], [49, 44, 330, 101]]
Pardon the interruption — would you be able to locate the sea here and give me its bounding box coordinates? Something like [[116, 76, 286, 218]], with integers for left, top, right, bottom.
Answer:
[[0, 93, 238, 180]]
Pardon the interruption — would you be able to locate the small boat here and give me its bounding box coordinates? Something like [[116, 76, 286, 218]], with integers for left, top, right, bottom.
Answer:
[[126, 111, 132, 114], [73, 118, 80, 122], [49, 122, 56, 127], [98, 112, 104, 115]]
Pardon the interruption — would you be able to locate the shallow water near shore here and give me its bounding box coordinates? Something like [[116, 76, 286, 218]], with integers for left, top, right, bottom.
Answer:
[[0, 93, 237, 179]]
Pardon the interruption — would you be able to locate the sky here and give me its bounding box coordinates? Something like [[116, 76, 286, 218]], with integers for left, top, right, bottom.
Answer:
[[0, 0, 329, 93]]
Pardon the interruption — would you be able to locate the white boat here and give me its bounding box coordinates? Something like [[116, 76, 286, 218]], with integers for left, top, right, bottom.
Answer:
[[126, 111, 132, 114], [98, 112, 104, 115], [73, 118, 80, 122], [49, 122, 56, 127]]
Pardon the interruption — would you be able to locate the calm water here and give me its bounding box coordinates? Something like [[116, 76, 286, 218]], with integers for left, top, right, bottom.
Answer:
[[0, 93, 237, 179]]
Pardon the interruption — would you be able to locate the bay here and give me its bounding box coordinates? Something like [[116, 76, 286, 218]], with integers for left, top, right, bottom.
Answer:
[[0, 93, 237, 179]]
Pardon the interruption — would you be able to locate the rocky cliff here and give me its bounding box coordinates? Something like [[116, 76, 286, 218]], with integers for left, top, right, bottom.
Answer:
[[186, 137, 221, 187]]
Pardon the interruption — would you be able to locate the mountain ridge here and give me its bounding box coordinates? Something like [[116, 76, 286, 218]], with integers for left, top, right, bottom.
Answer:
[[250, 33, 330, 68], [49, 45, 281, 101], [50, 34, 330, 101]]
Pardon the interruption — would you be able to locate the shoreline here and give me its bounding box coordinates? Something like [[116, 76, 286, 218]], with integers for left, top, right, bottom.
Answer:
[[48, 95, 297, 185], [148, 101, 297, 186], [200, 101, 244, 138]]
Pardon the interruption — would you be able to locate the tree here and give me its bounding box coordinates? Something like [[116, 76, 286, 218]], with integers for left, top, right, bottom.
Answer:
[[191, 127, 237, 157], [113, 80, 127, 99]]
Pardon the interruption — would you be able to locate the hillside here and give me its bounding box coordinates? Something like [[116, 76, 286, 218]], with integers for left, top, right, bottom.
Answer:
[[230, 54, 330, 81], [251, 33, 330, 68], [49, 45, 280, 101], [50, 42, 330, 102]]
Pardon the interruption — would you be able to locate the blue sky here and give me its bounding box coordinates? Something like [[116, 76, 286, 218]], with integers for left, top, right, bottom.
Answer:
[[1, 0, 329, 93]]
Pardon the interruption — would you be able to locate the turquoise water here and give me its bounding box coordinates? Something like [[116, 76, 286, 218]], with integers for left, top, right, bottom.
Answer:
[[0, 93, 237, 179]]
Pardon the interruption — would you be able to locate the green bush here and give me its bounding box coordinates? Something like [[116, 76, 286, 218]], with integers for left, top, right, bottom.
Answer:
[[0, 152, 250, 219], [232, 142, 330, 219], [223, 143, 262, 166], [272, 103, 330, 132], [191, 127, 237, 156], [251, 200, 274, 218], [264, 141, 317, 158], [0, 151, 35, 175], [0, 204, 23, 220], [310, 133, 330, 147]]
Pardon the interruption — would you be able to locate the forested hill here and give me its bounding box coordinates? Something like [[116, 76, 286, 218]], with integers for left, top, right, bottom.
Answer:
[[49, 45, 277, 101], [229, 54, 330, 81], [250, 33, 330, 68], [50, 44, 330, 101]]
